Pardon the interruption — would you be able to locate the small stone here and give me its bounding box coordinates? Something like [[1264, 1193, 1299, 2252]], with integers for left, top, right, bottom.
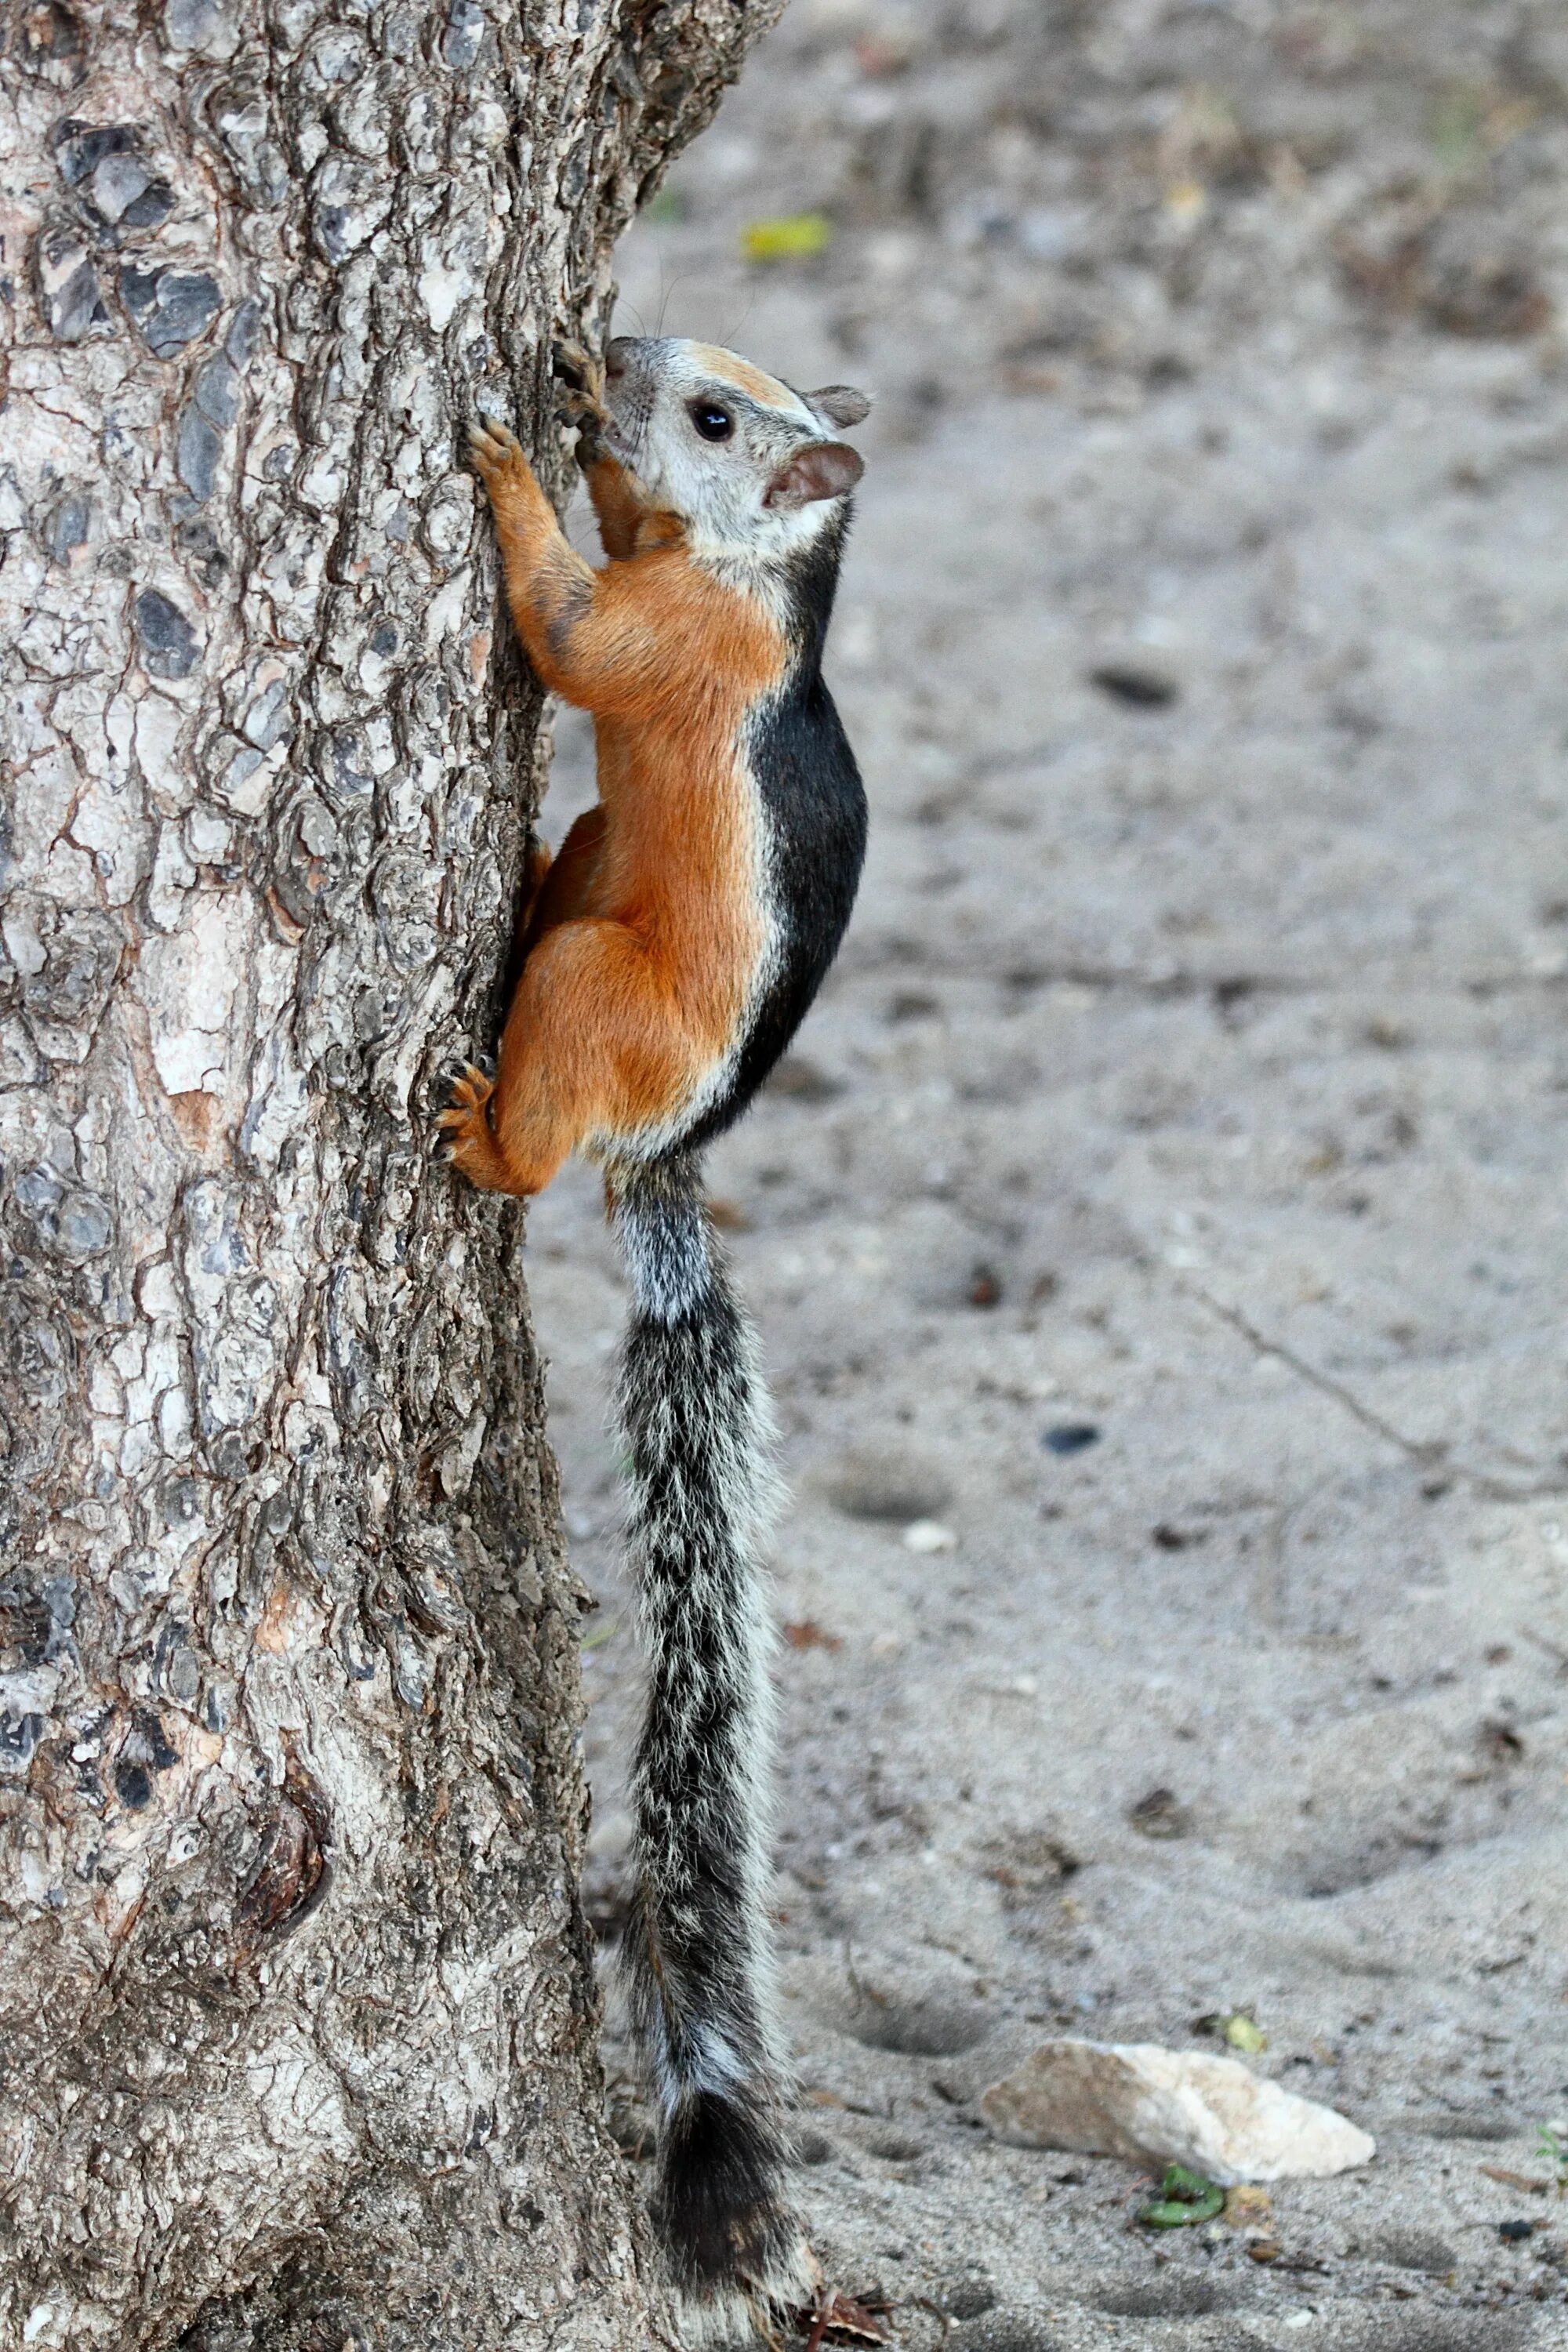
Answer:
[[1043, 1421, 1099, 1455], [1127, 1785, 1190, 1838], [903, 1518, 956, 1553], [980, 2038, 1376, 2183], [1090, 662, 1179, 709], [969, 1262, 1002, 1307]]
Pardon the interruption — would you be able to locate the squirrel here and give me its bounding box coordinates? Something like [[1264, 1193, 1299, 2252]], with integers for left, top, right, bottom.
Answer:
[[441, 336, 870, 2342]]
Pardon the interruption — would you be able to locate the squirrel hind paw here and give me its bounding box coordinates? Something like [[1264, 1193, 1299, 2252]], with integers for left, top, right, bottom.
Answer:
[[434, 1058, 495, 1118]]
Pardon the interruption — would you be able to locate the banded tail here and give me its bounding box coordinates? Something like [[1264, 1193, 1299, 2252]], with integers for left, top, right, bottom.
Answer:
[[609, 1152, 811, 2340]]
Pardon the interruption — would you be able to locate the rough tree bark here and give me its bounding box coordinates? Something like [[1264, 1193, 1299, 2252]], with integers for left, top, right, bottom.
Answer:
[[0, 2, 785, 2346]]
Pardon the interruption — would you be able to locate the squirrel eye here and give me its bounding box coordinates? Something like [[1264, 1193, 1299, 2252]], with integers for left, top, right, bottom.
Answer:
[[690, 402, 734, 442]]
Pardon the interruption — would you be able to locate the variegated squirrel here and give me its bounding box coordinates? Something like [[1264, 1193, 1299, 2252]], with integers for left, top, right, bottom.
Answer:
[[441, 336, 869, 2343]]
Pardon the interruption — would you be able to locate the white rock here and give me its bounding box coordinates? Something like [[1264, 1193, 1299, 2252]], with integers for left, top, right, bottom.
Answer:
[[979, 2038, 1375, 2184], [902, 1518, 957, 1553]]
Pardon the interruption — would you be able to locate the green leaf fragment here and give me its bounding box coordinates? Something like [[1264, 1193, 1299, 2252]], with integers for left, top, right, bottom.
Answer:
[[1138, 2164, 1226, 2227]]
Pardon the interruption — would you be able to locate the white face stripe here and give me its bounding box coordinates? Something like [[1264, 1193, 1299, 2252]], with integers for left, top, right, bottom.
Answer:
[[604, 336, 853, 566]]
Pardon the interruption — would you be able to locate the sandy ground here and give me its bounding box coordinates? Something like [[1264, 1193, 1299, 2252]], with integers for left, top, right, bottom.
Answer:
[[524, 3, 1568, 2343]]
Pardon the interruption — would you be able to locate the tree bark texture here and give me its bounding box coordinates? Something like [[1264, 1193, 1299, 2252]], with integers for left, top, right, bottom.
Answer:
[[0, 2, 784, 2345]]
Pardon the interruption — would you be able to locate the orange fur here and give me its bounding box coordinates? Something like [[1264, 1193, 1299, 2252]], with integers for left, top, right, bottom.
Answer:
[[582, 452, 665, 560], [686, 343, 791, 407], [445, 423, 785, 1196]]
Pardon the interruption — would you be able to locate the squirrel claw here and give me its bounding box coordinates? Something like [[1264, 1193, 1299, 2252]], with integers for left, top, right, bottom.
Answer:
[[554, 379, 608, 466], [434, 1058, 495, 1172], [469, 416, 528, 486], [550, 342, 608, 463]]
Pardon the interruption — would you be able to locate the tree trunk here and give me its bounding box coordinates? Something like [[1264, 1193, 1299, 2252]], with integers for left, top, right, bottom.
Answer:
[[0, 3, 783, 2345]]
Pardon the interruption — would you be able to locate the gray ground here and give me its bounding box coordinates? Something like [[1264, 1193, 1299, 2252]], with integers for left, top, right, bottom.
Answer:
[[525, 3, 1568, 2342]]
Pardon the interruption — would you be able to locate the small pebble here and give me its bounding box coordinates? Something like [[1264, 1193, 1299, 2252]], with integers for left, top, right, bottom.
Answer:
[[1044, 1423, 1100, 1454], [903, 1519, 957, 1552], [1090, 662, 1179, 708]]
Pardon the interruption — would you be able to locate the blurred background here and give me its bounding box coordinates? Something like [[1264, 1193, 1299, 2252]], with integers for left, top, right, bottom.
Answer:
[[532, 4, 1568, 2341]]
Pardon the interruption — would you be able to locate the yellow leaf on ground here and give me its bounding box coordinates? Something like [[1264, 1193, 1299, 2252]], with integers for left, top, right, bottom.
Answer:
[[742, 212, 833, 263]]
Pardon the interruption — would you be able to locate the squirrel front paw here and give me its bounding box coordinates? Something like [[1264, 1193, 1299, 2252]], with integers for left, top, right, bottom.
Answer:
[[551, 339, 604, 402], [468, 417, 535, 508], [551, 340, 609, 466], [433, 1056, 496, 1171]]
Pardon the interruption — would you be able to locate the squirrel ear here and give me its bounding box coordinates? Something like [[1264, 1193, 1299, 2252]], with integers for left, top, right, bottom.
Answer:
[[804, 383, 871, 429], [764, 441, 864, 510]]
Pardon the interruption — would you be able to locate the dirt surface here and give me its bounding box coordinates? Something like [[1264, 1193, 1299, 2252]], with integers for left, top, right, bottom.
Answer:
[[524, 3, 1568, 2342]]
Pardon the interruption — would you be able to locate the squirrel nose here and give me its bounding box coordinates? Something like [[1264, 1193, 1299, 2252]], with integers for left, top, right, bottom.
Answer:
[[605, 338, 633, 380]]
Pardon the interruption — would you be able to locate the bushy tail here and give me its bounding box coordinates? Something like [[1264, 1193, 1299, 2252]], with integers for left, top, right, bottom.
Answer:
[[609, 1152, 810, 2340]]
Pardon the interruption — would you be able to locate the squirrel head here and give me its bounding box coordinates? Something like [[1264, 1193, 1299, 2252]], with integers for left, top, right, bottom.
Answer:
[[601, 336, 869, 561]]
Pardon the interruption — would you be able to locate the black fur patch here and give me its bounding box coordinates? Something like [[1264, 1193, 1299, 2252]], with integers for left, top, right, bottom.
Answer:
[[684, 512, 866, 1150], [653, 2089, 798, 2292]]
